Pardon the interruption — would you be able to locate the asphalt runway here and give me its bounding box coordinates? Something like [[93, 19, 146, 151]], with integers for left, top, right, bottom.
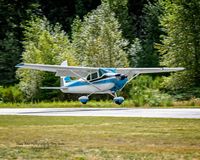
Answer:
[[0, 108, 200, 118]]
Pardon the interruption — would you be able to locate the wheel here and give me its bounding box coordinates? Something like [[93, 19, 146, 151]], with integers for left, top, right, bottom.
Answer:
[[113, 97, 124, 105], [78, 96, 89, 104]]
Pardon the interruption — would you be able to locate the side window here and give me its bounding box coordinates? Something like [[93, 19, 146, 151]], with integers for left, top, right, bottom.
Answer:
[[91, 72, 98, 80], [86, 72, 99, 81]]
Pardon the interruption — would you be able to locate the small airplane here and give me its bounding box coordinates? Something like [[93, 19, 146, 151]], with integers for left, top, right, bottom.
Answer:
[[16, 61, 184, 105]]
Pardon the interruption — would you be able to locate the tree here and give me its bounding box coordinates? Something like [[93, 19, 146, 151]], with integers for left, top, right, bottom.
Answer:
[[157, 0, 200, 91], [0, 0, 40, 86], [72, 3, 129, 68], [102, 0, 135, 41], [17, 17, 77, 100], [139, 1, 163, 67], [128, 0, 155, 38], [127, 1, 163, 67], [128, 38, 143, 67], [39, 0, 101, 34], [0, 32, 21, 85]]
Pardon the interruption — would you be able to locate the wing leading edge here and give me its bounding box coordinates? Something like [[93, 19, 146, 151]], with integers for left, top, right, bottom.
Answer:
[[117, 67, 185, 78]]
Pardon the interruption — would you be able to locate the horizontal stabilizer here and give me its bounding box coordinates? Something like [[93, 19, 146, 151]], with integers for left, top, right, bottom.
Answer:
[[40, 87, 67, 90]]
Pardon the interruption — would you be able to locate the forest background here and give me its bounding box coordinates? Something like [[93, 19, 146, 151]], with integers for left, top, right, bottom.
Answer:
[[0, 0, 200, 106]]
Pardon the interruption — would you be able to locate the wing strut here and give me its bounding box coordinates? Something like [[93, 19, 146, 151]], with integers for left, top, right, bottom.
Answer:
[[69, 69, 103, 91]]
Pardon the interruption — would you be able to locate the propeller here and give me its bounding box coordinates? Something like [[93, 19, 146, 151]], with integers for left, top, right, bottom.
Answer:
[[115, 74, 128, 80]]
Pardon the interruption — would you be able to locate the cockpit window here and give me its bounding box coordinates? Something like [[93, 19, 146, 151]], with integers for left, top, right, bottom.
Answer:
[[86, 72, 99, 81], [86, 74, 91, 81], [91, 72, 98, 79]]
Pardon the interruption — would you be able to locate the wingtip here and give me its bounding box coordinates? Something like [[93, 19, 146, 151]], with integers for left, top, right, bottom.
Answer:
[[178, 67, 185, 71], [164, 67, 185, 71], [171, 67, 185, 72], [15, 63, 24, 68]]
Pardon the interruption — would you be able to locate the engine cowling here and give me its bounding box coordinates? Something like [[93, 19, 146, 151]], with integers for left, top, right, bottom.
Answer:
[[79, 96, 89, 104], [113, 97, 124, 105]]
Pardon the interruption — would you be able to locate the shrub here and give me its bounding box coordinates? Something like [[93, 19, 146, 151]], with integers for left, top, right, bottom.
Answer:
[[0, 85, 24, 103], [129, 76, 173, 106]]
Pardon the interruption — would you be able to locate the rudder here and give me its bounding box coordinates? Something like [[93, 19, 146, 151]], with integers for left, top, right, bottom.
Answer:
[[60, 61, 71, 86]]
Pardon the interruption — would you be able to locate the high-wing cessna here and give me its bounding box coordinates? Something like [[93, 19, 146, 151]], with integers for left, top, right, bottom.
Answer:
[[16, 61, 184, 105]]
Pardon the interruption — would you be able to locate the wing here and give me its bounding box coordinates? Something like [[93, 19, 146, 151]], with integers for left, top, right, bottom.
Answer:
[[116, 67, 185, 78], [16, 63, 98, 77], [16, 63, 184, 78]]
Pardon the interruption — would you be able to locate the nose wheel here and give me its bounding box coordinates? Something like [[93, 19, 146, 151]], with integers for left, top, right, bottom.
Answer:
[[113, 96, 124, 105], [109, 93, 124, 105]]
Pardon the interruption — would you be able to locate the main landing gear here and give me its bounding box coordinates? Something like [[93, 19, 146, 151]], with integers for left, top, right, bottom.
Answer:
[[78, 93, 124, 105]]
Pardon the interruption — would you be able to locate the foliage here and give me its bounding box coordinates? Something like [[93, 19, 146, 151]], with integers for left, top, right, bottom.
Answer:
[[0, 0, 40, 86], [167, 86, 200, 100], [129, 76, 173, 106], [72, 3, 129, 67], [102, 0, 135, 41], [17, 16, 77, 101], [157, 0, 200, 91], [0, 85, 24, 103], [128, 38, 143, 67], [138, 1, 163, 67], [0, 32, 21, 85], [128, 0, 156, 37], [174, 97, 200, 107], [128, 1, 163, 68], [39, 0, 101, 33]]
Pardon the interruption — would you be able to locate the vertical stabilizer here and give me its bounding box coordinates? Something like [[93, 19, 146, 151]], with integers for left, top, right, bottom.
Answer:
[[60, 61, 71, 86], [61, 61, 68, 66]]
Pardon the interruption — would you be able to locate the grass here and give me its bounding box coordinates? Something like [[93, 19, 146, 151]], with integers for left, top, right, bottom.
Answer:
[[0, 101, 121, 108], [0, 100, 200, 108], [0, 116, 200, 159]]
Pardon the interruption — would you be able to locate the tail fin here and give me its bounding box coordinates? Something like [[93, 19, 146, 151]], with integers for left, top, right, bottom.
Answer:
[[60, 61, 71, 86]]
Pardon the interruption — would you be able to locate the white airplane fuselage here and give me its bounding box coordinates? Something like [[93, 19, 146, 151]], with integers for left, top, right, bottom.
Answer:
[[61, 75, 128, 94]]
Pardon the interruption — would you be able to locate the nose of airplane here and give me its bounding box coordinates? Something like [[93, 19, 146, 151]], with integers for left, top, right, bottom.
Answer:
[[120, 74, 128, 80]]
